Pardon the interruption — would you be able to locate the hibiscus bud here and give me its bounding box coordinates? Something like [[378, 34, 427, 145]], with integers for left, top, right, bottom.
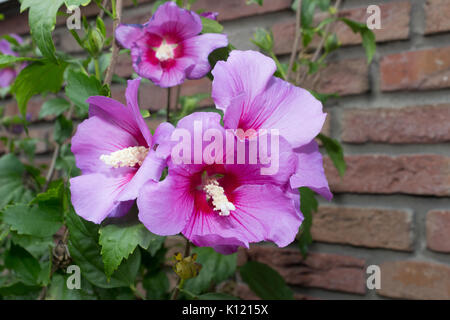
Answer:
[[173, 252, 202, 280], [86, 28, 104, 57]]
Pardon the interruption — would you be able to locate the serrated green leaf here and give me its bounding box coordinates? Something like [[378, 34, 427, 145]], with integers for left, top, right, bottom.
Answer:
[[10, 232, 54, 259], [201, 16, 223, 34], [0, 154, 34, 210], [11, 61, 66, 116], [143, 270, 170, 300], [99, 223, 164, 278], [20, 0, 65, 62], [184, 247, 236, 295], [39, 98, 71, 119], [65, 69, 105, 115], [240, 261, 294, 300], [5, 243, 42, 286], [66, 209, 141, 288], [47, 274, 97, 300], [317, 133, 346, 176]]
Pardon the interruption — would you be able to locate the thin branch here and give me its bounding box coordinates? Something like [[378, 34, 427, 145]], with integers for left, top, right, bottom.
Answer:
[[104, 0, 123, 86], [166, 87, 172, 122], [297, 0, 342, 85], [287, 0, 302, 81]]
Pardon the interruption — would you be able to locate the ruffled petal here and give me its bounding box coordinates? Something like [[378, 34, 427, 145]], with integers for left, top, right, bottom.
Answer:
[[145, 2, 202, 40], [211, 50, 276, 111], [153, 122, 175, 159], [70, 173, 133, 224], [137, 175, 194, 236], [182, 33, 228, 79], [87, 96, 149, 147], [71, 116, 139, 174], [290, 141, 333, 201], [156, 57, 194, 88], [115, 24, 145, 49], [190, 234, 247, 255]]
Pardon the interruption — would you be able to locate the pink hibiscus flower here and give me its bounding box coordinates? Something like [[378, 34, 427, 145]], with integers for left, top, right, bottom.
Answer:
[[115, 2, 228, 88], [70, 78, 174, 223]]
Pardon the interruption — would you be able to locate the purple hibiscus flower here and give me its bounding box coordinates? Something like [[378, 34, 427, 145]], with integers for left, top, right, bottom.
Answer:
[[211, 50, 332, 200], [70, 78, 174, 223], [137, 112, 302, 254], [200, 11, 219, 20], [0, 34, 23, 88], [115, 2, 228, 88]]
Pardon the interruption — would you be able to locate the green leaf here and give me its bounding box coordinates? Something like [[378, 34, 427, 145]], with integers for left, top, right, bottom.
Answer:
[[207, 45, 232, 79], [361, 28, 376, 63], [39, 98, 71, 119], [5, 243, 42, 286], [0, 154, 34, 210], [54, 115, 73, 144], [20, 0, 65, 62], [143, 270, 170, 300], [309, 90, 339, 104], [317, 133, 346, 176], [297, 187, 318, 256], [240, 261, 294, 300], [140, 109, 151, 118], [246, 0, 263, 5], [10, 232, 54, 259], [197, 292, 240, 300], [65, 69, 106, 115], [65, 0, 92, 10], [99, 223, 164, 278], [0, 281, 40, 298], [66, 209, 141, 288], [251, 28, 273, 52], [0, 55, 38, 68], [201, 16, 224, 34], [3, 204, 63, 238], [11, 61, 66, 116], [184, 247, 237, 295], [47, 274, 96, 300]]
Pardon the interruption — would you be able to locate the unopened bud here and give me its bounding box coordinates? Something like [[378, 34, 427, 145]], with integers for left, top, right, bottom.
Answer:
[[173, 252, 202, 280]]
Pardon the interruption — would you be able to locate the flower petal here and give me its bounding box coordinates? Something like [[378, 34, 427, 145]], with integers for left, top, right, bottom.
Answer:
[[71, 116, 139, 174], [190, 234, 247, 255], [0, 68, 16, 88], [182, 33, 228, 79], [290, 141, 333, 200], [145, 2, 202, 40], [137, 175, 194, 236], [211, 50, 276, 111], [70, 173, 132, 224], [156, 57, 194, 88], [115, 23, 145, 49], [153, 121, 175, 159]]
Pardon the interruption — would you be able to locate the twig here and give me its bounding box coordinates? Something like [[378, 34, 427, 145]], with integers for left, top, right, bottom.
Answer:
[[174, 85, 181, 111], [166, 87, 172, 122], [297, 0, 342, 85], [287, 0, 302, 81], [104, 0, 123, 86], [170, 238, 191, 300]]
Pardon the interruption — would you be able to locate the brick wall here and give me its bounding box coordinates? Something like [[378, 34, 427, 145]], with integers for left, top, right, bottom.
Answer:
[[1, 0, 449, 299]]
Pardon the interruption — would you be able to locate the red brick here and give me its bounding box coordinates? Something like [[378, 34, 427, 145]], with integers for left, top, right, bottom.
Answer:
[[311, 206, 413, 251], [426, 210, 450, 253], [341, 105, 450, 144], [193, 0, 291, 22], [28, 125, 53, 154], [302, 58, 369, 96], [325, 155, 450, 197], [378, 260, 450, 300], [273, 2, 411, 55], [4, 98, 44, 123], [425, 0, 450, 35], [380, 47, 450, 92], [245, 246, 366, 294]]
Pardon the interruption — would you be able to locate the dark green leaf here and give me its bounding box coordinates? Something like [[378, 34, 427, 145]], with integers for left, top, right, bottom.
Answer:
[[0, 55, 38, 68], [317, 133, 346, 176], [47, 274, 97, 300], [297, 187, 318, 256], [99, 223, 164, 278], [5, 243, 41, 286], [246, 0, 263, 6], [197, 292, 240, 300], [240, 261, 294, 300], [143, 270, 169, 300], [184, 247, 236, 295], [11, 61, 66, 116], [54, 115, 73, 144], [10, 232, 54, 259]]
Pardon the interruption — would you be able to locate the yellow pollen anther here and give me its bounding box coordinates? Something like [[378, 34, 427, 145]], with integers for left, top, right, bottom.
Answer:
[[155, 40, 177, 61], [203, 179, 235, 216], [100, 146, 149, 168]]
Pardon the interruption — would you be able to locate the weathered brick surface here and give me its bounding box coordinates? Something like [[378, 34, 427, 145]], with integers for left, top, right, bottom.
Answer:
[[245, 246, 366, 294], [378, 261, 450, 300], [311, 206, 413, 251], [273, 2, 411, 55], [4, 98, 44, 123], [325, 155, 450, 197], [425, 0, 450, 35], [234, 283, 317, 300], [341, 105, 450, 144], [193, 0, 291, 22], [426, 210, 450, 253], [303, 58, 369, 96], [380, 47, 450, 92]]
